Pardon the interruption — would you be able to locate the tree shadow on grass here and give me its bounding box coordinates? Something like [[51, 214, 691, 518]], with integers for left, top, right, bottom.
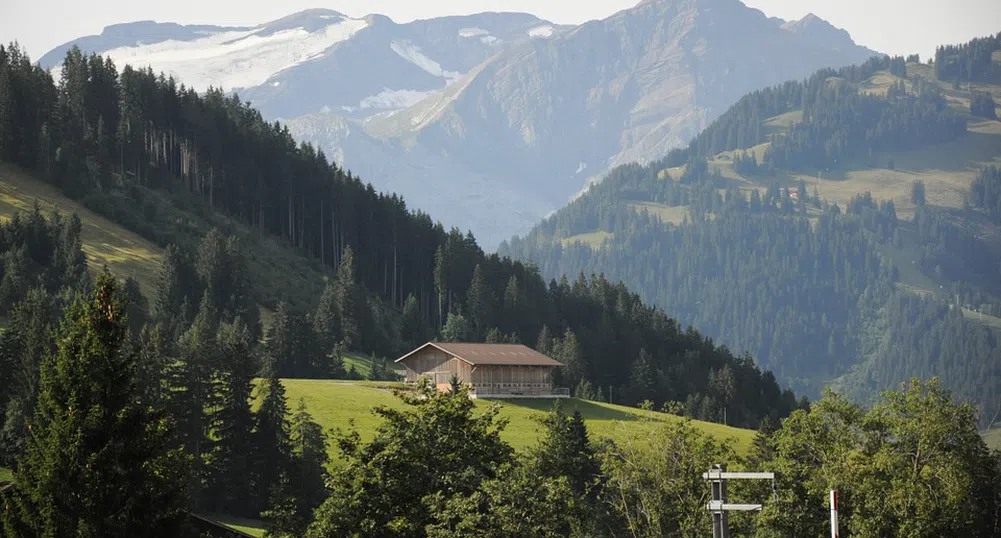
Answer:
[[487, 398, 654, 422]]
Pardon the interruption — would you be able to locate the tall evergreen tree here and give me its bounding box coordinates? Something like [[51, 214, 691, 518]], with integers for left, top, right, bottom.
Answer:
[[207, 318, 257, 516], [253, 358, 293, 515], [628, 348, 659, 405], [400, 293, 425, 350], [0, 288, 56, 467], [533, 404, 601, 499], [334, 246, 364, 350], [465, 264, 493, 340], [312, 282, 340, 358], [266, 301, 316, 378], [154, 244, 198, 342], [1, 273, 188, 537], [170, 295, 220, 509], [135, 323, 169, 410], [266, 398, 330, 536]]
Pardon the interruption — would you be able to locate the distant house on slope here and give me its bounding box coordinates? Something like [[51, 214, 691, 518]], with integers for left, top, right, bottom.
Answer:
[[395, 342, 568, 398]]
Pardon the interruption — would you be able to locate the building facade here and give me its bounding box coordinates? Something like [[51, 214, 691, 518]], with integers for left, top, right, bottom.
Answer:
[[395, 342, 568, 398]]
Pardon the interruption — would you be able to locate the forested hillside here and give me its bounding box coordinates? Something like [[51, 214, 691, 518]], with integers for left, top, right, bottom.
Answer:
[[0, 42, 805, 427], [501, 34, 1001, 421]]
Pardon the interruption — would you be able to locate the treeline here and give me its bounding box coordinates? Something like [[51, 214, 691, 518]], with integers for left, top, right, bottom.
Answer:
[[0, 43, 801, 427], [761, 77, 964, 172], [659, 53, 919, 166], [934, 32, 1001, 84], [0, 42, 442, 317]]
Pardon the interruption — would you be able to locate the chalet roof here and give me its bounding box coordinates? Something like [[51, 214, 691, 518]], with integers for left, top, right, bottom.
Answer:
[[395, 342, 564, 367]]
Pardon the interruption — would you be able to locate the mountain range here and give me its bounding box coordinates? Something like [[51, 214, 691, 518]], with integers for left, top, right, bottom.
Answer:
[[43, 0, 878, 248]]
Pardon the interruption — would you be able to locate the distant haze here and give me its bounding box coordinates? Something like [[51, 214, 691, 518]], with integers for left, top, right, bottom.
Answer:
[[3, 0, 999, 61]]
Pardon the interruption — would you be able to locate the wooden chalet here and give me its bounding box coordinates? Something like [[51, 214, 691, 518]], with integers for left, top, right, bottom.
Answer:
[[395, 342, 568, 398]]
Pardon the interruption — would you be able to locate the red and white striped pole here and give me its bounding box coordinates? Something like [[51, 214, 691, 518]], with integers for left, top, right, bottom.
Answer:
[[830, 489, 839, 538]]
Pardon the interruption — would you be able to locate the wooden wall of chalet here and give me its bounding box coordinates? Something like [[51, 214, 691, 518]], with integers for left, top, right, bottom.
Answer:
[[400, 347, 472, 383], [470, 365, 552, 385]]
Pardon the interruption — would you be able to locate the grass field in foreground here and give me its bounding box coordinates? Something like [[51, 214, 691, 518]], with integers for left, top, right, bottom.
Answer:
[[270, 380, 755, 462]]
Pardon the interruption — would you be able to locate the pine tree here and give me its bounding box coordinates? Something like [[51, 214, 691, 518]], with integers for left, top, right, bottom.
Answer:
[[194, 229, 258, 336], [555, 328, 585, 388], [573, 378, 597, 401], [266, 301, 310, 378], [535, 324, 552, 356], [747, 415, 778, 467], [0, 288, 56, 467], [441, 312, 472, 343], [254, 358, 293, 515], [170, 295, 220, 509], [1, 273, 188, 537], [334, 246, 364, 350], [208, 318, 257, 516], [628, 349, 659, 405], [465, 264, 493, 339], [135, 323, 169, 409], [121, 275, 148, 336], [154, 244, 197, 342], [286, 398, 330, 534], [400, 293, 425, 350], [312, 281, 340, 357], [533, 405, 601, 498]]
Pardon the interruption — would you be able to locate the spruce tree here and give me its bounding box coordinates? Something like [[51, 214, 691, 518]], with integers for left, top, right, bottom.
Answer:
[[0, 288, 56, 467], [135, 323, 169, 409], [400, 293, 425, 350], [334, 246, 364, 350], [208, 318, 257, 516], [465, 264, 492, 339], [555, 328, 584, 388], [154, 244, 198, 342], [312, 282, 340, 360], [628, 349, 659, 405], [533, 405, 601, 498], [253, 358, 293, 515], [170, 295, 220, 509], [535, 324, 552, 356], [268, 398, 330, 536], [1, 273, 187, 537]]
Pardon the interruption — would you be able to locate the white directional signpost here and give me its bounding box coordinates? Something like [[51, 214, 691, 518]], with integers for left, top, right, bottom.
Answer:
[[703, 464, 776, 538]]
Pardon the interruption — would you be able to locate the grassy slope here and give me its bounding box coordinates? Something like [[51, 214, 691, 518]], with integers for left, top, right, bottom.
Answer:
[[199, 514, 265, 537], [0, 467, 11, 482], [271, 379, 755, 461], [0, 162, 164, 297], [0, 162, 342, 325], [560, 230, 613, 248], [628, 201, 691, 224], [341, 352, 404, 378]]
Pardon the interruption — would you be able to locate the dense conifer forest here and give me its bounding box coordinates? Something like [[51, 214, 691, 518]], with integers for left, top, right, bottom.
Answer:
[[501, 37, 1001, 418]]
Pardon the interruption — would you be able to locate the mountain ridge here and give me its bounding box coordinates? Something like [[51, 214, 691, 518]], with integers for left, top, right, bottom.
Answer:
[[42, 2, 878, 248]]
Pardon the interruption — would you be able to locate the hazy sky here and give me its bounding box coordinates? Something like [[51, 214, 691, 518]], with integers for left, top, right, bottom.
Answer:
[[2, 0, 999, 61]]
